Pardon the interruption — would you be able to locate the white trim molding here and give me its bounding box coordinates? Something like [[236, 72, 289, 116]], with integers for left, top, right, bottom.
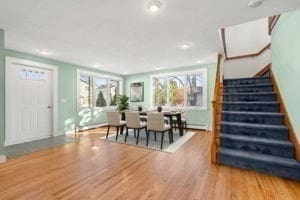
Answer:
[[150, 68, 208, 110], [76, 69, 124, 111], [5, 57, 59, 146]]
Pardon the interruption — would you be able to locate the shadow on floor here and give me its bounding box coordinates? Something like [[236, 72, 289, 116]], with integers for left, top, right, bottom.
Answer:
[[4, 135, 80, 159]]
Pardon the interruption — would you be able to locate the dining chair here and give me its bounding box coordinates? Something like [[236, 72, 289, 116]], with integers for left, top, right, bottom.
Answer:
[[172, 109, 187, 132], [146, 112, 173, 149], [125, 112, 147, 144], [106, 111, 126, 141]]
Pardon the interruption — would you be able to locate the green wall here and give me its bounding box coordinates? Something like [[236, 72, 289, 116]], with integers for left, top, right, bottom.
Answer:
[[0, 30, 5, 154], [0, 29, 123, 154], [124, 64, 217, 128], [272, 10, 300, 139]]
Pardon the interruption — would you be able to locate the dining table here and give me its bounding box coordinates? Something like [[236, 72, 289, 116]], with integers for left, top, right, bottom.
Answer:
[[139, 111, 184, 137]]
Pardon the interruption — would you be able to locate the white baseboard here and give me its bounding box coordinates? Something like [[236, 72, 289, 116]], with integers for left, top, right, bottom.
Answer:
[[62, 123, 109, 135], [0, 155, 7, 164], [187, 124, 208, 130]]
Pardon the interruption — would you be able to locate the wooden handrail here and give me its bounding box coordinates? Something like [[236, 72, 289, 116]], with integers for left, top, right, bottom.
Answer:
[[211, 53, 222, 164], [226, 43, 271, 60], [221, 27, 271, 60]]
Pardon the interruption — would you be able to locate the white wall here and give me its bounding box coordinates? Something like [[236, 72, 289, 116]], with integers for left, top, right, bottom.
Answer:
[[224, 48, 271, 79], [226, 18, 270, 57]]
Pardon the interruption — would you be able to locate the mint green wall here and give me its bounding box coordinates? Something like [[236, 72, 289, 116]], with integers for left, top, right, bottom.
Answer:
[[0, 29, 123, 154], [124, 64, 217, 128], [272, 10, 300, 139], [0, 30, 5, 154]]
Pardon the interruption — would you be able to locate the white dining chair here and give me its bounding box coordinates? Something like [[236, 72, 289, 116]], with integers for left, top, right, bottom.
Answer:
[[146, 112, 173, 149], [125, 112, 147, 144], [106, 111, 126, 141]]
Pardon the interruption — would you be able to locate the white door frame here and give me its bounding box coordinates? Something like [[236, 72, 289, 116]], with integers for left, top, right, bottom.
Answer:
[[5, 57, 58, 146]]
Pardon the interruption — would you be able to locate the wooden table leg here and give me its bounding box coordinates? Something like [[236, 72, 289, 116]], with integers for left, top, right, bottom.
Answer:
[[177, 114, 183, 136]]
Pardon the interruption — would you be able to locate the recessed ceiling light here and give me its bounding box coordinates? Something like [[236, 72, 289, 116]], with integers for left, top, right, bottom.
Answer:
[[248, 0, 263, 8], [196, 60, 202, 64], [93, 64, 100, 68], [180, 42, 193, 49], [37, 49, 51, 55], [149, 0, 161, 13], [123, 72, 127, 75], [154, 66, 161, 70]]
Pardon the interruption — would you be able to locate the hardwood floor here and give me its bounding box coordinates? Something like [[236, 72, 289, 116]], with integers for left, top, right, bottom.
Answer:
[[0, 127, 300, 200]]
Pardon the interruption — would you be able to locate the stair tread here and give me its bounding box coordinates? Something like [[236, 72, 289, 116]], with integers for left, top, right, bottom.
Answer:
[[220, 134, 293, 147], [222, 101, 279, 105], [223, 92, 276, 95], [219, 148, 300, 168], [224, 77, 270, 81], [223, 83, 273, 88], [221, 121, 288, 130], [222, 111, 284, 116]]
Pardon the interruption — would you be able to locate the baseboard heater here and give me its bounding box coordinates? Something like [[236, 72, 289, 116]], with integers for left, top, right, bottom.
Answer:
[[186, 124, 208, 131]]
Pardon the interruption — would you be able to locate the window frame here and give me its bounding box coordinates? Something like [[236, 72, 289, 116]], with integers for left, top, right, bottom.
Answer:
[[77, 69, 123, 111], [150, 68, 208, 110]]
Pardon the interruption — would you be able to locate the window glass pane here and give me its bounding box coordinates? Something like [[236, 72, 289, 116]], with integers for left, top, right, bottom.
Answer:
[[187, 74, 204, 106], [80, 75, 91, 108], [94, 77, 108, 107], [110, 80, 119, 106], [20, 69, 27, 80], [169, 76, 185, 107], [27, 70, 34, 80], [154, 78, 167, 106]]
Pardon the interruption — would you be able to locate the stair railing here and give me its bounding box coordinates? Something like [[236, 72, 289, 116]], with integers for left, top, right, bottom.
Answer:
[[211, 53, 223, 164]]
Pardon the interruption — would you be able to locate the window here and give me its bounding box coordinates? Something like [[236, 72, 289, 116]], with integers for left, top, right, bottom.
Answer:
[[80, 75, 92, 108], [152, 69, 207, 109], [78, 70, 122, 109], [19, 69, 47, 81], [169, 75, 185, 107], [110, 80, 119, 106], [153, 77, 167, 106]]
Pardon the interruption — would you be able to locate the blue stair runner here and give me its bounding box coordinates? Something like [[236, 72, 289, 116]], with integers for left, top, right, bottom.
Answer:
[[219, 76, 300, 181]]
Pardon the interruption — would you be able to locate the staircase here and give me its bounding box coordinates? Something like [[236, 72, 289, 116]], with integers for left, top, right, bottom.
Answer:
[[218, 76, 300, 181]]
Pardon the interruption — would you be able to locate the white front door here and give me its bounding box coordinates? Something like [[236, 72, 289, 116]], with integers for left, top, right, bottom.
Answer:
[[6, 60, 54, 145]]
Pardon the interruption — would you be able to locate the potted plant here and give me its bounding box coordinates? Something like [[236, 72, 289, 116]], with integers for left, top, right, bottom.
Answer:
[[116, 94, 129, 120]]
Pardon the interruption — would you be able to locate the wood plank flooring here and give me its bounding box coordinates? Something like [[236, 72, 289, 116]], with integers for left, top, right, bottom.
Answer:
[[0, 128, 300, 200]]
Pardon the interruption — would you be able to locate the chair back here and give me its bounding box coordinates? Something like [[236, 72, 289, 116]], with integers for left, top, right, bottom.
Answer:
[[107, 111, 121, 126], [125, 112, 140, 128], [147, 112, 165, 131]]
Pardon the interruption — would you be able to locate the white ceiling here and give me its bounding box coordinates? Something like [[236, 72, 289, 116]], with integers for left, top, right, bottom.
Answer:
[[226, 18, 271, 57], [0, 0, 299, 75]]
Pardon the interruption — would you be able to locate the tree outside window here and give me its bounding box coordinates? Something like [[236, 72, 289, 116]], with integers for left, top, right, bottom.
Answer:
[[154, 78, 167, 106]]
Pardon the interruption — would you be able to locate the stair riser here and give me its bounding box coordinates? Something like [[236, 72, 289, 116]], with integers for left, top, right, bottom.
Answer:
[[218, 154, 300, 181], [223, 86, 273, 93], [222, 104, 280, 112], [220, 137, 294, 158], [224, 79, 271, 86], [223, 94, 276, 102], [222, 114, 284, 125], [221, 124, 289, 140]]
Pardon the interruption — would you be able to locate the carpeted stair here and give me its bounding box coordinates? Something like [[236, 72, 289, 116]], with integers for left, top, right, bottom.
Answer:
[[219, 76, 300, 181]]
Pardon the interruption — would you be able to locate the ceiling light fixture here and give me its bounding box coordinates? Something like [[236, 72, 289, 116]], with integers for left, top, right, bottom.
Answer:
[[149, 0, 161, 13], [248, 0, 263, 8], [154, 66, 161, 70], [196, 60, 202, 64], [123, 72, 127, 75], [37, 49, 51, 55], [93, 64, 100, 68], [180, 42, 193, 49]]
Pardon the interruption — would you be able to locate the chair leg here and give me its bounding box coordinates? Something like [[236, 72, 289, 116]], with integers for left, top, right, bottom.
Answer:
[[134, 129, 136, 138], [154, 131, 157, 142], [106, 125, 110, 139], [168, 130, 172, 144], [116, 127, 119, 141], [146, 131, 150, 147], [136, 129, 140, 145], [124, 126, 129, 143], [161, 132, 164, 150]]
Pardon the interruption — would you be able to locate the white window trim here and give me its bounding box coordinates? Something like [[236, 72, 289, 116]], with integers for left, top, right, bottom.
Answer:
[[150, 68, 208, 111], [77, 69, 123, 111]]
